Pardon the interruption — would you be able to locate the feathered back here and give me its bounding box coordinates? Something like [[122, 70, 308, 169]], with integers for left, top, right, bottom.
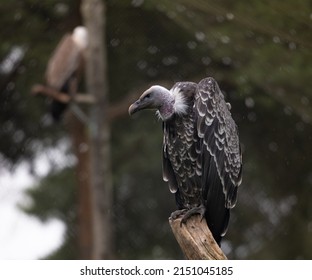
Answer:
[[162, 77, 242, 243], [45, 34, 84, 90]]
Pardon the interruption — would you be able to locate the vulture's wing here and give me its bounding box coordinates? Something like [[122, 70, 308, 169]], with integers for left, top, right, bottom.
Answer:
[[45, 34, 83, 90], [195, 77, 242, 209], [195, 77, 242, 240]]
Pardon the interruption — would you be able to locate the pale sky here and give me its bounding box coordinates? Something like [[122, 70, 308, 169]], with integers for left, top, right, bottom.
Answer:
[[0, 152, 66, 260]]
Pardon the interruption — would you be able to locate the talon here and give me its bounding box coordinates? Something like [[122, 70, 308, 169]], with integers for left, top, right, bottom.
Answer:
[[178, 205, 206, 225], [170, 209, 187, 220]]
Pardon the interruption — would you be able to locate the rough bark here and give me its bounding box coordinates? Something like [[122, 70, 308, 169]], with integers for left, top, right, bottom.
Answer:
[[81, 0, 115, 259], [169, 215, 227, 260], [66, 113, 93, 259]]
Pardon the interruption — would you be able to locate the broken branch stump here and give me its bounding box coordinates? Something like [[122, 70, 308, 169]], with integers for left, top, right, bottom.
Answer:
[[169, 215, 227, 260]]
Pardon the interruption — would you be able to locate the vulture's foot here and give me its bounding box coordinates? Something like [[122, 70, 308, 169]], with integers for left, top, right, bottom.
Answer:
[[180, 205, 206, 226], [170, 206, 206, 226], [170, 209, 187, 220]]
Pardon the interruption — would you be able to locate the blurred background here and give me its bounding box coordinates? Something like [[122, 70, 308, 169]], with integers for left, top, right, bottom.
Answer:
[[1, 0, 312, 259]]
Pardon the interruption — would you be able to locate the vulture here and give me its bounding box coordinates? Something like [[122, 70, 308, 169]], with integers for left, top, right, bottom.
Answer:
[[45, 26, 88, 121], [128, 77, 242, 245]]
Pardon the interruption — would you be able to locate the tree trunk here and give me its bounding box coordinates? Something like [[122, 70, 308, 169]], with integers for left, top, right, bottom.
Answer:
[[81, 0, 115, 259], [169, 215, 227, 260], [67, 113, 93, 259]]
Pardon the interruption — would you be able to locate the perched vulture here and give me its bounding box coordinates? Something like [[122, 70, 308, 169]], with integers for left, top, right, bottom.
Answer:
[[45, 26, 88, 121], [129, 77, 242, 245]]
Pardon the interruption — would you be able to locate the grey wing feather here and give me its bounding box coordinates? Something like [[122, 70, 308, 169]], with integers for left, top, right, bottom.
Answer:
[[195, 77, 242, 209], [45, 34, 83, 90]]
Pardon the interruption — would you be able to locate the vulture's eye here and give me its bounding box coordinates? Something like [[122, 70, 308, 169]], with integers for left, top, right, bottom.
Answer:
[[144, 93, 151, 99]]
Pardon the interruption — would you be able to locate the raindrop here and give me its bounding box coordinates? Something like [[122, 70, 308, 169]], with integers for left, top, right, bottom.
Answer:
[[14, 12, 22, 21], [245, 97, 255, 108], [54, 3, 69, 16], [220, 35, 230, 44], [295, 122, 304, 132], [247, 112, 257, 122], [195, 31, 205, 42], [226, 13, 235, 20], [300, 96, 309, 105], [131, 0, 144, 7], [13, 130, 25, 143], [222, 56, 232, 65], [79, 143, 89, 153], [147, 45, 158, 54], [167, 11, 177, 19], [147, 68, 157, 77], [201, 56, 211, 66], [162, 56, 178, 66], [110, 38, 120, 47], [288, 42, 296, 50], [273, 36, 280, 43], [289, 29, 296, 35], [6, 82, 15, 91], [187, 41, 197, 49], [283, 106, 293, 116], [268, 142, 278, 152], [137, 60, 147, 70], [256, 36, 264, 44]]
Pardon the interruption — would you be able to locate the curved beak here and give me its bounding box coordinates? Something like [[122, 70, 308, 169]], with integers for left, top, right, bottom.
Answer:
[[129, 98, 150, 116], [128, 100, 141, 116]]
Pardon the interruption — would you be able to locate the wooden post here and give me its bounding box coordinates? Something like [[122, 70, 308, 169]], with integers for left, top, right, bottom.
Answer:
[[169, 215, 227, 260], [66, 113, 93, 259], [81, 0, 115, 259]]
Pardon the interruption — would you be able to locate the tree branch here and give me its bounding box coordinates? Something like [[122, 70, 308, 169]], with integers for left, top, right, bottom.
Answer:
[[31, 84, 95, 103], [169, 215, 227, 260]]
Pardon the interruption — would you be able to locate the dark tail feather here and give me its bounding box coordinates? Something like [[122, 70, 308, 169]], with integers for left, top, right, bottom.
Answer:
[[202, 152, 231, 246], [50, 101, 68, 122]]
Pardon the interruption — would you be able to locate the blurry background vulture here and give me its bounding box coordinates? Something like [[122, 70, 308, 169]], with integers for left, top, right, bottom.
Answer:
[[129, 77, 242, 245], [45, 26, 88, 121]]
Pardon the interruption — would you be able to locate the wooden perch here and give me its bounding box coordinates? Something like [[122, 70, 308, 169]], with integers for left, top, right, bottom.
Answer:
[[169, 215, 227, 260], [31, 84, 95, 103]]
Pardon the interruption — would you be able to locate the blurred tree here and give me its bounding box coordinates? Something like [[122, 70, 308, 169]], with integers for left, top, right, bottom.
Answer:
[[1, 0, 311, 259]]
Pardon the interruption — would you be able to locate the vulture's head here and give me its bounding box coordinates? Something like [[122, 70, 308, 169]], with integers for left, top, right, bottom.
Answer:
[[129, 85, 176, 120], [72, 26, 88, 50]]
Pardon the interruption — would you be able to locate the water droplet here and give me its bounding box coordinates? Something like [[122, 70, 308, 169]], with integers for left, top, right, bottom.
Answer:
[[110, 38, 120, 47], [187, 41, 197, 49], [247, 112, 257, 122], [283, 106, 293, 116], [195, 32, 205, 42], [226, 13, 234, 20], [245, 97, 255, 108], [268, 142, 278, 152], [147, 45, 158, 54], [222, 56, 232, 65], [221, 35, 230, 44], [201, 56, 211, 65], [301, 96, 309, 105], [137, 60, 147, 70], [273, 36, 280, 43], [162, 56, 178, 66], [288, 42, 296, 50], [131, 0, 144, 7]]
